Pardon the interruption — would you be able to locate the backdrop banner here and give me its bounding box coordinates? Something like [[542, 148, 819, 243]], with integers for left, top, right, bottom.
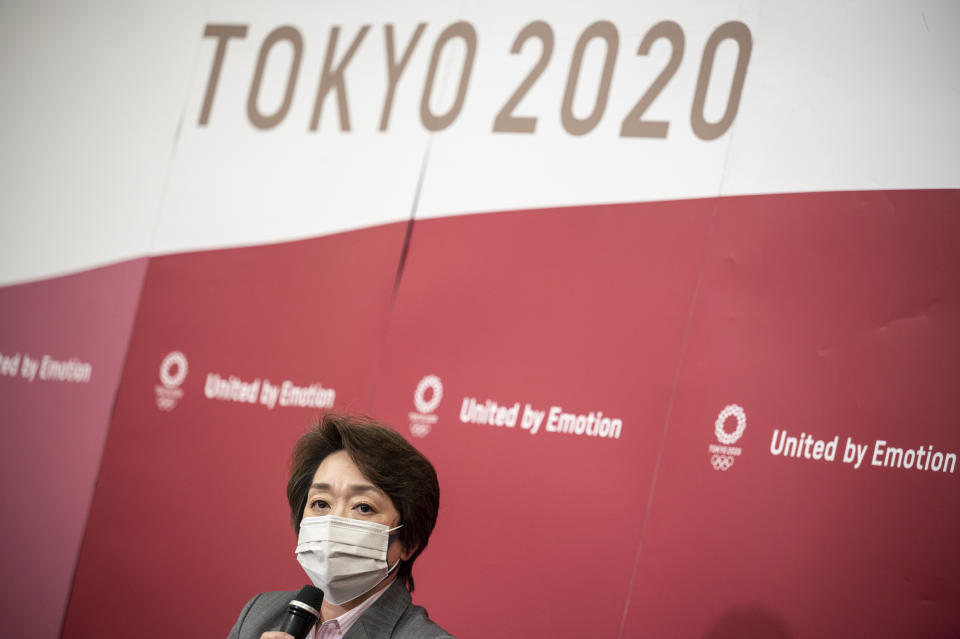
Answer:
[[1, 1, 958, 638]]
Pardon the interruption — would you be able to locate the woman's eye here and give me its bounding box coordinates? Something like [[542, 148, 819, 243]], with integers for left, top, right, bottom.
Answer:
[[310, 499, 329, 510], [356, 503, 374, 514]]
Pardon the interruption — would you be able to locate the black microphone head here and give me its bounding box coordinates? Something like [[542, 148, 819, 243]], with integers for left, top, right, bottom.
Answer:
[[280, 585, 325, 639], [293, 585, 324, 610]]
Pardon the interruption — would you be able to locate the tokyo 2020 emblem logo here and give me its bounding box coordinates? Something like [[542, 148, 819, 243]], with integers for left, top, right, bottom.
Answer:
[[409, 374, 443, 437], [155, 351, 188, 411], [710, 404, 746, 471]]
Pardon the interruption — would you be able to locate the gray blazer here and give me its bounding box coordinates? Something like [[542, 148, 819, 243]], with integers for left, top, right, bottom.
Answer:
[[227, 579, 454, 639]]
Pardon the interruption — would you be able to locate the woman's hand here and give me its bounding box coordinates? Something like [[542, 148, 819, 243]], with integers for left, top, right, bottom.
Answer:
[[259, 633, 294, 639]]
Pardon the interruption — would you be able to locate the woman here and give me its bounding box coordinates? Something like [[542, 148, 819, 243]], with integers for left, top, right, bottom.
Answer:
[[228, 413, 454, 639]]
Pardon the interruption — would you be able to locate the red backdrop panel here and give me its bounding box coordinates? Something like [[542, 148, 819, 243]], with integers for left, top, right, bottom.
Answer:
[[621, 190, 960, 637], [60, 225, 407, 639], [0, 259, 146, 639], [369, 200, 716, 637]]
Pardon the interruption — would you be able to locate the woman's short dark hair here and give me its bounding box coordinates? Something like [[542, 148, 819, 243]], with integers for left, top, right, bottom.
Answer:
[[287, 413, 440, 591]]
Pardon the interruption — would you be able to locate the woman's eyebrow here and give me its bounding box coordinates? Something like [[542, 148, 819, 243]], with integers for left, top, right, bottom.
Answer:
[[309, 482, 385, 496], [349, 483, 386, 496]]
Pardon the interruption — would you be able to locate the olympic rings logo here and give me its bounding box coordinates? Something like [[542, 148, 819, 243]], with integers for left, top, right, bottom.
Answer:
[[710, 454, 734, 471]]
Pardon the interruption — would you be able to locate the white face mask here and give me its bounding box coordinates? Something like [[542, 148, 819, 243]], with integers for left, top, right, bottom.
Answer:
[[295, 515, 403, 605]]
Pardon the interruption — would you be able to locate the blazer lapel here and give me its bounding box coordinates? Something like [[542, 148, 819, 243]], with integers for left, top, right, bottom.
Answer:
[[343, 580, 410, 639]]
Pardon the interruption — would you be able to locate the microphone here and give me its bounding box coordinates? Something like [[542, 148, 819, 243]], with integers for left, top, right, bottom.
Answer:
[[278, 585, 324, 639]]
